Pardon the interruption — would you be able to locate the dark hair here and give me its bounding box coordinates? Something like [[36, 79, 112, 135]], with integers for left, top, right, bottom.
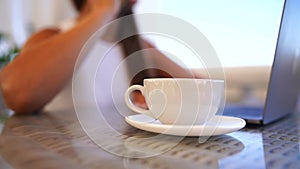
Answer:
[[72, 0, 87, 11]]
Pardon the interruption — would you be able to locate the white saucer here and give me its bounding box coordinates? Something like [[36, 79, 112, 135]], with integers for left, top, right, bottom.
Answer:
[[125, 115, 246, 136]]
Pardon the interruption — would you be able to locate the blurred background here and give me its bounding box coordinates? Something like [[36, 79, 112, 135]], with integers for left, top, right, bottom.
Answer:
[[1, 0, 298, 109]]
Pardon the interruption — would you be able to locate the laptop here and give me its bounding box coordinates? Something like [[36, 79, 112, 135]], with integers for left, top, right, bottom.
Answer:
[[223, 0, 300, 125]]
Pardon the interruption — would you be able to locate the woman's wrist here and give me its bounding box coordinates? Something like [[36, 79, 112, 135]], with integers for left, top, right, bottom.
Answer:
[[89, 0, 119, 18]]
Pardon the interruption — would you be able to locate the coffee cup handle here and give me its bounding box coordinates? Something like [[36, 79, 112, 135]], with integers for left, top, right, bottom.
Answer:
[[125, 85, 152, 116]]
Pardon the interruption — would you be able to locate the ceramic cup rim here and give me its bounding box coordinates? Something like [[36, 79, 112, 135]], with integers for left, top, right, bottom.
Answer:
[[143, 78, 224, 83]]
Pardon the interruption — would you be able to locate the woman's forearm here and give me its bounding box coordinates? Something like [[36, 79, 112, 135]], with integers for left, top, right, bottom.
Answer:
[[0, 6, 114, 114]]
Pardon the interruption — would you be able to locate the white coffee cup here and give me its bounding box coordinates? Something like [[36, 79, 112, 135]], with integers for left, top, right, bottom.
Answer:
[[125, 78, 224, 125]]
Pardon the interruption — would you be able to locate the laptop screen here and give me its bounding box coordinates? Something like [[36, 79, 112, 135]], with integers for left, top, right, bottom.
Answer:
[[263, 0, 300, 124]]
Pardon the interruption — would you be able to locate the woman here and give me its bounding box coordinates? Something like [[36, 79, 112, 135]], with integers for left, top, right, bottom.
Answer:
[[0, 0, 196, 114]]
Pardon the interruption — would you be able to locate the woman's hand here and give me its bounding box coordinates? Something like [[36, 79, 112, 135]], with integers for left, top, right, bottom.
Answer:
[[87, 0, 137, 17], [131, 91, 148, 109]]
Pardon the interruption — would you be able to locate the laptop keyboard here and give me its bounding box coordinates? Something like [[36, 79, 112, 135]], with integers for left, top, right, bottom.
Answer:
[[223, 106, 264, 120]]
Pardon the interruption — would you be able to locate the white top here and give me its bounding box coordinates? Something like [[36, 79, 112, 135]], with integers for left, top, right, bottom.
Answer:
[[45, 20, 129, 113]]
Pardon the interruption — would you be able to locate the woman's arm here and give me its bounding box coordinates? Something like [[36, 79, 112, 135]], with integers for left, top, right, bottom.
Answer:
[[0, 5, 115, 114]]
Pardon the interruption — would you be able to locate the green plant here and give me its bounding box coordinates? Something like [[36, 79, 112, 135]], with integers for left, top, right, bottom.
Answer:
[[0, 46, 20, 63], [0, 32, 20, 67]]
